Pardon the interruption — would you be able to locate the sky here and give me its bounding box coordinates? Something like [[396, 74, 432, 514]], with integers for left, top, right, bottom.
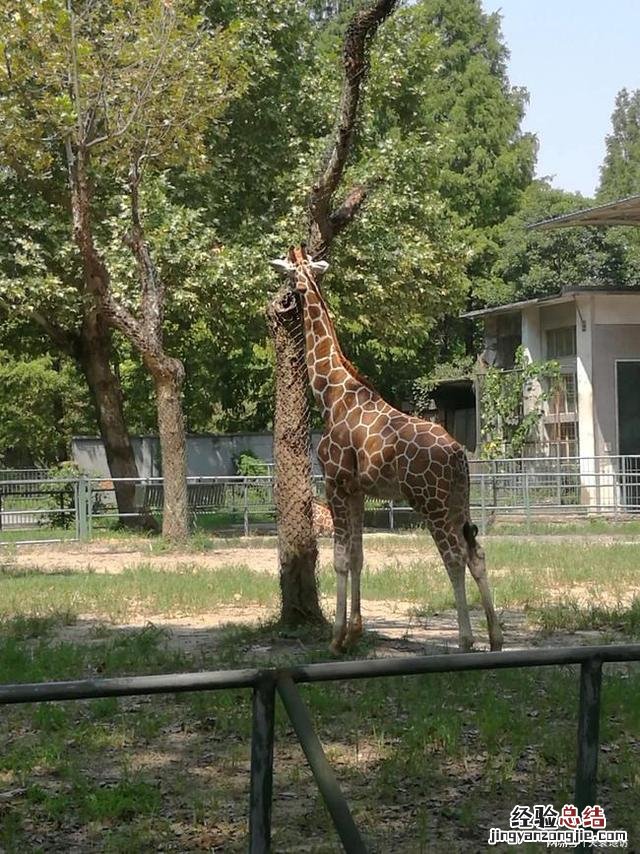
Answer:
[[481, 0, 640, 199]]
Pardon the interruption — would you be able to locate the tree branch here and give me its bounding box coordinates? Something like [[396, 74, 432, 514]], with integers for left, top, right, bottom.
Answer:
[[86, 8, 175, 150], [308, 0, 398, 256], [329, 182, 370, 236], [122, 159, 165, 341]]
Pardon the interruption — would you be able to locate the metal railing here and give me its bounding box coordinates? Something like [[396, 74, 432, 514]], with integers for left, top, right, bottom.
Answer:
[[0, 643, 638, 852], [1, 456, 640, 545]]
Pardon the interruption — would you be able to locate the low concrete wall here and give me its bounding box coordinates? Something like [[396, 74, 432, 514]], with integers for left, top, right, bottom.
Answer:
[[72, 433, 324, 479]]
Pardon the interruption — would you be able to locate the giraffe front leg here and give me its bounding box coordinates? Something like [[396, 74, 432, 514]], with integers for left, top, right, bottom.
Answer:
[[328, 488, 350, 654], [345, 492, 364, 647], [330, 532, 349, 654]]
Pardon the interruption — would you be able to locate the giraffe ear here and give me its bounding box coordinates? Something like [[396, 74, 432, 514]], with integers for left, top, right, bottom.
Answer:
[[310, 260, 329, 275], [269, 258, 295, 275]]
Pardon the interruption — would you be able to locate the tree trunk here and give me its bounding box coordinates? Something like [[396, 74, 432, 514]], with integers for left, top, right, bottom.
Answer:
[[77, 306, 153, 529], [151, 357, 189, 541], [267, 294, 325, 627]]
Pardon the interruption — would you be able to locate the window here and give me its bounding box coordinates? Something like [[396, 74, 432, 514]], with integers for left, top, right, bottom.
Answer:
[[546, 326, 576, 359], [546, 422, 577, 443], [496, 314, 521, 368], [549, 373, 577, 415], [545, 421, 578, 457]]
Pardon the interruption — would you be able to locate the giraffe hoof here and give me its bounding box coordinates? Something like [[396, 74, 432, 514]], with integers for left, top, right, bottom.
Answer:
[[329, 640, 346, 655], [344, 626, 363, 649]]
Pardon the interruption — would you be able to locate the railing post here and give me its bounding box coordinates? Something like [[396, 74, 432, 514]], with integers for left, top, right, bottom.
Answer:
[[243, 482, 250, 537], [277, 675, 368, 853], [575, 657, 603, 852], [389, 500, 394, 531], [73, 479, 80, 541], [77, 476, 90, 542], [249, 675, 276, 854], [480, 474, 487, 536], [86, 478, 93, 540], [523, 469, 531, 532]]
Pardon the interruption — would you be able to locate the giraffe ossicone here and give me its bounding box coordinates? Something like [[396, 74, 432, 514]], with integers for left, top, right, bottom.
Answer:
[[273, 245, 503, 653]]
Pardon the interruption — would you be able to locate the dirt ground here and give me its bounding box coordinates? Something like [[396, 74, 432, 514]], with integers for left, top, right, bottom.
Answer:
[[7, 537, 433, 575], [1, 537, 637, 853], [5, 537, 618, 655]]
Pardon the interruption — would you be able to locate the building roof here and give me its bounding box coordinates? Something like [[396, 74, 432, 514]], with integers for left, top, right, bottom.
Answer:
[[529, 194, 640, 230], [461, 286, 640, 320]]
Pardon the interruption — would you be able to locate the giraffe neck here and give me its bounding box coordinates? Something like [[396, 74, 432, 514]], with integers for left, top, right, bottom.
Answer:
[[298, 276, 357, 419]]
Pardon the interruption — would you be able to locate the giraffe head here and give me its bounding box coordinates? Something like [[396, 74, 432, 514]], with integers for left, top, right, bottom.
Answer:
[[269, 245, 329, 291]]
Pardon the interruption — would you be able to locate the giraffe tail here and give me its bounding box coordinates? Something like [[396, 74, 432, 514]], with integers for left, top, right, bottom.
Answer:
[[452, 448, 479, 551], [463, 520, 479, 550]]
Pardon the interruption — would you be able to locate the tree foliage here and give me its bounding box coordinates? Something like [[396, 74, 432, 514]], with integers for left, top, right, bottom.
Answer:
[[479, 346, 560, 459], [0, 351, 91, 466], [0, 0, 555, 467], [598, 88, 640, 203], [488, 181, 637, 305]]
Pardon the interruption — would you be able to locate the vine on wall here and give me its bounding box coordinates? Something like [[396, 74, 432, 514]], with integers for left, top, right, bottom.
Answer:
[[479, 346, 560, 459]]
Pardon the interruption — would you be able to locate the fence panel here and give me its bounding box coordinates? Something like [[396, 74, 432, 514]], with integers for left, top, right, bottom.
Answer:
[[2, 456, 640, 544], [0, 475, 80, 545], [0, 643, 637, 853]]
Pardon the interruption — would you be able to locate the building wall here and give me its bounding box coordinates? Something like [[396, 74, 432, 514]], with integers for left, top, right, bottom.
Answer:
[[540, 301, 576, 336], [72, 432, 325, 479], [592, 324, 640, 455]]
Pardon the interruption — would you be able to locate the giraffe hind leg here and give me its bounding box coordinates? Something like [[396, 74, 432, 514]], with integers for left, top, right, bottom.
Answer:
[[463, 522, 503, 651], [344, 492, 364, 647], [423, 515, 475, 651]]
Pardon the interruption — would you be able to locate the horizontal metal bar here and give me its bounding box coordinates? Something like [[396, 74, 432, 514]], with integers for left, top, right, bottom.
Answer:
[[0, 479, 80, 486], [0, 668, 261, 705], [0, 538, 76, 547], [288, 645, 640, 684], [1, 645, 638, 707]]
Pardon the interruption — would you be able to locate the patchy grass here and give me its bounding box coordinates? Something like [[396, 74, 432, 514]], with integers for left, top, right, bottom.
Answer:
[[0, 563, 278, 622], [531, 598, 640, 637], [0, 619, 637, 852], [488, 516, 640, 537], [1, 538, 639, 639], [0, 533, 639, 850]]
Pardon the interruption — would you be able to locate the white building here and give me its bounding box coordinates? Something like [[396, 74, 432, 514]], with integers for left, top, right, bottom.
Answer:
[[463, 286, 640, 509], [463, 287, 640, 462]]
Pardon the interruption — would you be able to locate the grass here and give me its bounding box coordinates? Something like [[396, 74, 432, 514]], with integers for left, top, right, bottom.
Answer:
[[0, 536, 639, 629], [0, 619, 637, 851], [531, 598, 640, 636], [0, 534, 638, 850], [0, 563, 278, 623]]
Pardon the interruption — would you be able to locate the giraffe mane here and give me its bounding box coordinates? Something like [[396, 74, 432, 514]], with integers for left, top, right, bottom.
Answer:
[[300, 261, 378, 395]]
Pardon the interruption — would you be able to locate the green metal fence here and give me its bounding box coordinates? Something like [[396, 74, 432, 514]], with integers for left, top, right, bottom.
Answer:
[[0, 644, 637, 852]]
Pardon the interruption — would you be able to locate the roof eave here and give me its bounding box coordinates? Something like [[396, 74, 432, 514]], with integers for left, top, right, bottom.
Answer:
[[528, 194, 640, 230]]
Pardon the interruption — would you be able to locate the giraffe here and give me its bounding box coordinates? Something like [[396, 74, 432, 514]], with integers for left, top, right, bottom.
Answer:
[[270, 246, 503, 653]]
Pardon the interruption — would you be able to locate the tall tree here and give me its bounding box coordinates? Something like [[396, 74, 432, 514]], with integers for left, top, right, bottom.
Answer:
[[407, 0, 537, 353], [0, 0, 244, 538], [0, 171, 144, 524], [490, 180, 636, 304], [268, 0, 400, 627], [598, 88, 640, 203]]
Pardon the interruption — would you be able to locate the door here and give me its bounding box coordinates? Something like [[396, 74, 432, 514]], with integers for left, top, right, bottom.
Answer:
[[617, 361, 640, 508]]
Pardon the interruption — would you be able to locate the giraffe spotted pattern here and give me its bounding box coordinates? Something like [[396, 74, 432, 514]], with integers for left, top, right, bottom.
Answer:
[[271, 246, 503, 653]]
